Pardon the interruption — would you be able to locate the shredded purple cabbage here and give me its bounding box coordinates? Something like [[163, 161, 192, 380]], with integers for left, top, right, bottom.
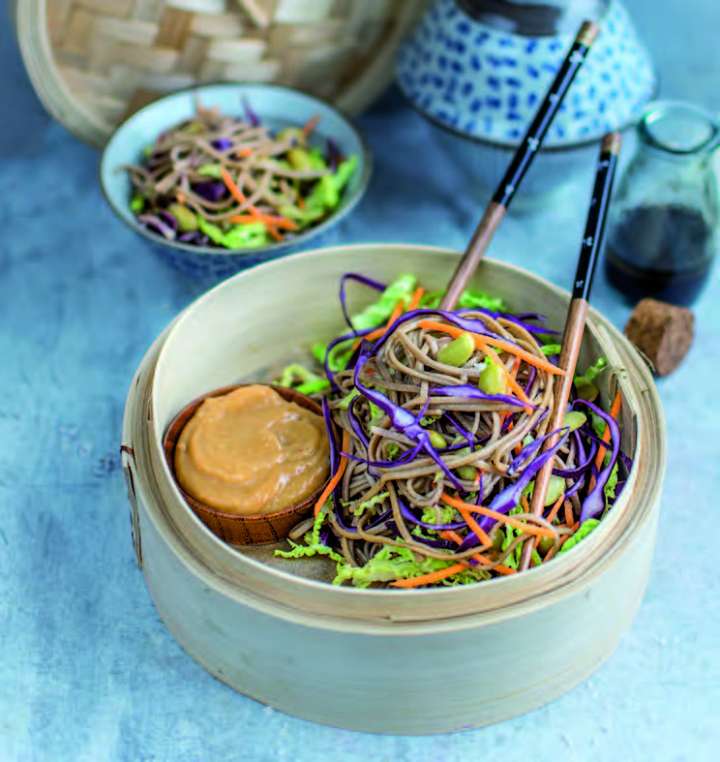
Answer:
[[475, 429, 570, 534], [158, 210, 177, 230], [242, 97, 260, 127], [431, 384, 530, 409], [322, 326, 375, 390], [326, 137, 343, 171], [573, 399, 621, 521], [354, 348, 463, 490], [192, 181, 227, 202], [507, 430, 556, 476], [365, 308, 509, 359], [178, 231, 206, 244], [364, 509, 393, 531], [211, 137, 233, 151], [443, 412, 476, 449], [138, 213, 175, 240], [342, 442, 423, 470], [338, 272, 386, 333]]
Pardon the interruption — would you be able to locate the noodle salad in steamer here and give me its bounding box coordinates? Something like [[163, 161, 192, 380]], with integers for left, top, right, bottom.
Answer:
[[275, 273, 629, 588]]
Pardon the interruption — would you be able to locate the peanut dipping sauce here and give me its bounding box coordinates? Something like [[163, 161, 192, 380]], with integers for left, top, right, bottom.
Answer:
[[174, 385, 329, 516]]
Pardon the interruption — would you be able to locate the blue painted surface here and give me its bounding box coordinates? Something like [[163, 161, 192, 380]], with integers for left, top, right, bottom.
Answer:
[[1, 2, 719, 760]]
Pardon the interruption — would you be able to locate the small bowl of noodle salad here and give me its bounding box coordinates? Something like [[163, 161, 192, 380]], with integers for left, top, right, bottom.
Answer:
[[100, 83, 371, 280]]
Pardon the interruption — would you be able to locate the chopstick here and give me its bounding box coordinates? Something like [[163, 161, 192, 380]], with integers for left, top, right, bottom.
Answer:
[[440, 20, 600, 311], [518, 131, 622, 572]]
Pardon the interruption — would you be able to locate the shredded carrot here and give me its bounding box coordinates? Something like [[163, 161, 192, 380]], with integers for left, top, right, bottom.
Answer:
[[440, 529, 465, 546], [563, 500, 575, 527], [455, 505, 492, 546], [362, 299, 406, 343], [482, 335, 565, 375], [440, 530, 516, 576], [391, 562, 469, 588], [546, 495, 565, 524], [544, 544, 559, 562], [485, 561, 516, 575], [221, 167, 248, 204], [298, 197, 305, 209], [265, 225, 283, 241], [228, 213, 298, 230], [221, 169, 297, 242], [314, 430, 350, 517], [386, 300, 405, 326], [442, 493, 556, 539], [302, 114, 321, 137], [220, 168, 264, 221], [176, 191, 186, 204], [237, 147, 253, 158], [593, 389, 623, 471], [407, 287, 425, 310], [416, 320, 532, 409], [478, 340, 534, 410], [261, 215, 297, 231], [417, 320, 564, 376], [506, 357, 523, 450]]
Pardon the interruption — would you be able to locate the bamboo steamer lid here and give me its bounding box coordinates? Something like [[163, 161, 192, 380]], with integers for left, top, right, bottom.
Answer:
[[120, 245, 666, 731], [14, 0, 427, 146]]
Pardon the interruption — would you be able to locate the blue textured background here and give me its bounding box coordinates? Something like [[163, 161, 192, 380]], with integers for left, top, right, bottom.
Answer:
[[2, 2, 719, 760]]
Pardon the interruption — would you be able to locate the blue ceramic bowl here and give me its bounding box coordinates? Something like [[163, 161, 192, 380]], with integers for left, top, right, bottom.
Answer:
[[397, 0, 656, 148], [100, 83, 371, 280], [395, 0, 656, 201]]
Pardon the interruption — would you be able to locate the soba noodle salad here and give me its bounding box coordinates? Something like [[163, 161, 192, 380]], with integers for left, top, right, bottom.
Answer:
[[125, 101, 358, 249], [274, 273, 631, 589]]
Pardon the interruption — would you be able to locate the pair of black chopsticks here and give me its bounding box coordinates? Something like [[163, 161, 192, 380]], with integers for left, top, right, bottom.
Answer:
[[438, 20, 622, 570]]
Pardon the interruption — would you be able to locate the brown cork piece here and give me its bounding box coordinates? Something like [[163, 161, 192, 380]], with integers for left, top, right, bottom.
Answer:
[[624, 298, 694, 376]]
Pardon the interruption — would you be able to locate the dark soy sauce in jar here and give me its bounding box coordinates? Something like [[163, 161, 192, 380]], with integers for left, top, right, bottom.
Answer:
[[605, 204, 715, 305]]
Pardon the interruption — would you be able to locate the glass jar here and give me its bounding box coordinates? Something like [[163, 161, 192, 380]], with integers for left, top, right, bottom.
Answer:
[[605, 101, 720, 305]]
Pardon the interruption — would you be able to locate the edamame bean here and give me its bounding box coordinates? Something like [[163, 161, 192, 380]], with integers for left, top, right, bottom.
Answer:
[[437, 332, 475, 367], [428, 431, 447, 449], [563, 411, 587, 431], [457, 465, 477, 481], [575, 382, 599, 402], [538, 536, 555, 554], [277, 127, 306, 145], [478, 362, 506, 394], [287, 148, 312, 171], [545, 476, 566, 506], [168, 203, 198, 232]]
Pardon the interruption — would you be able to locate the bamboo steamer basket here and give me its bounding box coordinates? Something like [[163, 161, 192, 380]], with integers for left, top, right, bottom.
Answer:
[[121, 244, 665, 734], [14, 0, 427, 146]]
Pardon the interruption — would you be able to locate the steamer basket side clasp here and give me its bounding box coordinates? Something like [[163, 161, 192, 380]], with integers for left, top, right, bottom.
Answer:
[[120, 444, 143, 569]]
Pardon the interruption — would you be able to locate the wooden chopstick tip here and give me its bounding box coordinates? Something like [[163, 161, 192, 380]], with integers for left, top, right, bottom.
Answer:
[[577, 20, 600, 47], [601, 131, 623, 156]]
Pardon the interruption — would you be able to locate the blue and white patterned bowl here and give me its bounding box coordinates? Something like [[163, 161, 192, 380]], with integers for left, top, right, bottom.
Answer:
[[397, 0, 655, 147], [396, 0, 656, 198], [100, 83, 371, 282]]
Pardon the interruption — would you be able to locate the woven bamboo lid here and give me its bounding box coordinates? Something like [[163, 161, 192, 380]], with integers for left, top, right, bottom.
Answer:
[[14, 0, 426, 146]]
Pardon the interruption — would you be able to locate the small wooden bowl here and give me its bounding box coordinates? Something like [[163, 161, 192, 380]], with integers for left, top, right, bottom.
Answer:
[[163, 384, 328, 546]]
